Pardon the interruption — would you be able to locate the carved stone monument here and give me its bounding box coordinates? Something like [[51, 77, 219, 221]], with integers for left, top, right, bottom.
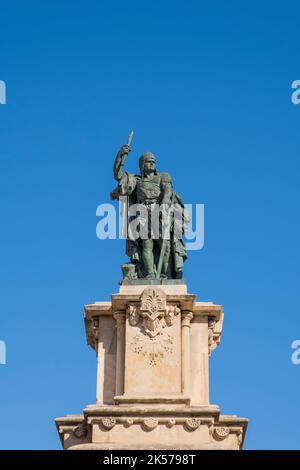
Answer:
[[55, 136, 248, 449]]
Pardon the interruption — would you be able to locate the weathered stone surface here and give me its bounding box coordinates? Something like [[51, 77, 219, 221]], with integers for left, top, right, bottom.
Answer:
[[56, 284, 247, 450], [124, 288, 181, 397], [55, 405, 247, 450]]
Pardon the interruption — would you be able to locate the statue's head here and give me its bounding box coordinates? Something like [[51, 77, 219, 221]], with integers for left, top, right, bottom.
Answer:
[[139, 152, 157, 176]]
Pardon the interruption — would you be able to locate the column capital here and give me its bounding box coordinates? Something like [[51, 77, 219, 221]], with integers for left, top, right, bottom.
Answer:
[[181, 311, 193, 327], [113, 311, 126, 324]]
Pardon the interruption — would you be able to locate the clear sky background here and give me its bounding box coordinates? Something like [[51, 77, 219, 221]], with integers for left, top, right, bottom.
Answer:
[[0, 0, 300, 450]]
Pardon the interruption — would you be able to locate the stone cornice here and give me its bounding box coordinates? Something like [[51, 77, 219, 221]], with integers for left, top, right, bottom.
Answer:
[[84, 294, 224, 353]]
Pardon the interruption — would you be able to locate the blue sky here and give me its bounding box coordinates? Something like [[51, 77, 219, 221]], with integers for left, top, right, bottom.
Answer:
[[0, 0, 300, 449]]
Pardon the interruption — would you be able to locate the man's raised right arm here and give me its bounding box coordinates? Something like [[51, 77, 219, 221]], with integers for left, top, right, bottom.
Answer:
[[113, 144, 131, 181]]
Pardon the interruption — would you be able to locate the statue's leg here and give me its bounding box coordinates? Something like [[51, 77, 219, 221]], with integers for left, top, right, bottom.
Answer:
[[162, 240, 171, 277], [142, 239, 155, 278], [157, 239, 171, 278]]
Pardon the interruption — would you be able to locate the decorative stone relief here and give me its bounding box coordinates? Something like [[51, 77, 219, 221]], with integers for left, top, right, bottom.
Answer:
[[143, 418, 158, 431], [73, 423, 88, 438], [141, 288, 166, 315], [85, 316, 100, 351], [167, 419, 176, 427], [131, 332, 174, 367], [185, 418, 201, 431], [208, 316, 222, 356], [128, 305, 139, 326], [125, 418, 134, 427], [213, 426, 230, 441], [101, 417, 116, 430], [165, 305, 181, 327], [127, 287, 180, 338]]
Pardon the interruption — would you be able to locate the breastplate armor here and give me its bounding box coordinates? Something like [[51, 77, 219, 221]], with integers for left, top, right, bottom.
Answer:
[[136, 176, 161, 204]]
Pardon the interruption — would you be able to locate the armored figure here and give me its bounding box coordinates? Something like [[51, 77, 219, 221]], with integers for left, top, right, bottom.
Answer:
[[111, 139, 188, 280]]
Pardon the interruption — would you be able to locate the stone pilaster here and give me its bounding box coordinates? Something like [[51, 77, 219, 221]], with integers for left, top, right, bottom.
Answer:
[[113, 312, 126, 397], [56, 283, 248, 450], [181, 311, 193, 396]]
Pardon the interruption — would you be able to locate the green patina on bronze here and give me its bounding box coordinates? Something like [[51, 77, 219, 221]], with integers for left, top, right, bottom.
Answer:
[[111, 135, 189, 281]]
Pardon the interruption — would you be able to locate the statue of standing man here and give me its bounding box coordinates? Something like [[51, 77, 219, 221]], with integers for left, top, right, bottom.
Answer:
[[111, 132, 188, 281]]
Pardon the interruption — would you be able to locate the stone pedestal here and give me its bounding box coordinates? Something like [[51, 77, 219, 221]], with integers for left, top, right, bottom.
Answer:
[[55, 283, 248, 450]]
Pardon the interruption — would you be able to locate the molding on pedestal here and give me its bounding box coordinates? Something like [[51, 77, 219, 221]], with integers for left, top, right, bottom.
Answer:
[[114, 394, 191, 405], [55, 405, 248, 450], [84, 291, 224, 356], [57, 285, 248, 450]]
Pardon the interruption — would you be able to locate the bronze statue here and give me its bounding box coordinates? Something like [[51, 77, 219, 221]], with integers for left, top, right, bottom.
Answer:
[[111, 132, 188, 281]]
